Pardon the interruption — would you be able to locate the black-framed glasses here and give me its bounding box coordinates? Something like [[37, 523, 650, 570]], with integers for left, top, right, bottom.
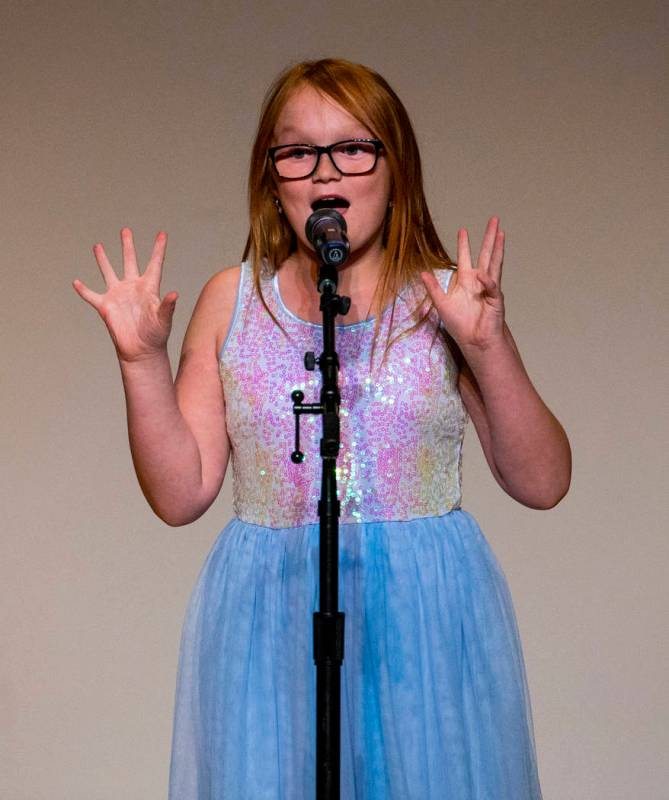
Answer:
[[267, 138, 384, 179]]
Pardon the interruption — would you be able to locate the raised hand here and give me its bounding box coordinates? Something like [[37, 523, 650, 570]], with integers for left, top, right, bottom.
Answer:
[[421, 216, 506, 352], [73, 228, 178, 363]]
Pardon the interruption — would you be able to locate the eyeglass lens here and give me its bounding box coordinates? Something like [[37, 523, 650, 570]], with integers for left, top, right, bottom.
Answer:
[[273, 141, 378, 178]]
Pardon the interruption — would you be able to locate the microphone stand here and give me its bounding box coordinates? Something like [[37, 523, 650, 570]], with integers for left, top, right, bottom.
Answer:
[[291, 249, 351, 800]]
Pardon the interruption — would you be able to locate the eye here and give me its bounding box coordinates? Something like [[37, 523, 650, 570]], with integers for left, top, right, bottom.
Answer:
[[334, 141, 376, 158], [276, 145, 314, 162]]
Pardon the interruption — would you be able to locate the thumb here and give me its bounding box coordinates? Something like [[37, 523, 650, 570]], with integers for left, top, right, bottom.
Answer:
[[157, 291, 178, 327], [420, 271, 447, 311]]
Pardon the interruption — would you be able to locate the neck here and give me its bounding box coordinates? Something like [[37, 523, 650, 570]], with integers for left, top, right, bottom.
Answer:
[[278, 238, 387, 324], [290, 238, 384, 299]]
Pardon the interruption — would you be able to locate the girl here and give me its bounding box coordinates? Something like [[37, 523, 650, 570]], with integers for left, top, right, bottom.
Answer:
[[73, 59, 570, 799]]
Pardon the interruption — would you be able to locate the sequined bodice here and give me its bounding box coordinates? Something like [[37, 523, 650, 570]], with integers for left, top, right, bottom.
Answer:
[[218, 262, 466, 528]]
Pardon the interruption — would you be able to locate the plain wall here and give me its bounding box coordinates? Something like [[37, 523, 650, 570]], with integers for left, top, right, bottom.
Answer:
[[1, 0, 667, 797]]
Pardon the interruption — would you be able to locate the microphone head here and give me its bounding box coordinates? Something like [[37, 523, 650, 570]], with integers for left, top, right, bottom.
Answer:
[[305, 209, 349, 267], [305, 208, 347, 241]]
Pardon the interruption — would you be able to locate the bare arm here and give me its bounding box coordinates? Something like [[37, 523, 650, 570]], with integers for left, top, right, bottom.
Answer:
[[422, 217, 571, 509], [73, 228, 239, 525], [456, 325, 571, 509]]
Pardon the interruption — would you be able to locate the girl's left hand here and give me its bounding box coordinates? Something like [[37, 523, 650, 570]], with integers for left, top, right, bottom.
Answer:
[[421, 216, 506, 352]]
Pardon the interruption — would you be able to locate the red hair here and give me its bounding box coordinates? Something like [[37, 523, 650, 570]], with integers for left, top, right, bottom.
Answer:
[[242, 58, 456, 362]]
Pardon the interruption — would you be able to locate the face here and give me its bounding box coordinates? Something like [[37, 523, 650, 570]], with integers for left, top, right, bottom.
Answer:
[[271, 85, 392, 264]]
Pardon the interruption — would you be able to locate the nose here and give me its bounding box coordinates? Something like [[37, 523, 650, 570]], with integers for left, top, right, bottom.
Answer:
[[312, 150, 342, 182]]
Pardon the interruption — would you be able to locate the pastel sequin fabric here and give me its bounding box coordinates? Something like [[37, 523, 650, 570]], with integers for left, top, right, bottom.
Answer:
[[219, 262, 467, 528]]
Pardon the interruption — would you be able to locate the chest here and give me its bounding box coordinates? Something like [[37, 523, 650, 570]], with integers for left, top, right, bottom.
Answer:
[[219, 315, 465, 456]]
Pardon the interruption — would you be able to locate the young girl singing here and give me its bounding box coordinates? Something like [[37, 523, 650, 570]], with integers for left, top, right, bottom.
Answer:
[[74, 58, 570, 799]]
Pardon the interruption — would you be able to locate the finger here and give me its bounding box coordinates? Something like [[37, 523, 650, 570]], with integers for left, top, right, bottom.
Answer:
[[92, 242, 119, 286], [121, 227, 139, 278], [488, 229, 505, 286], [476, 216, 500, 272], [476, 271, 502, 298], [420, 270, 445, 295], [420, 271, 447, 313], [145, 231, 168, 287], [157, 291, 178, 327], [72, 278, 103, 309], [457, 228, 473, 270]]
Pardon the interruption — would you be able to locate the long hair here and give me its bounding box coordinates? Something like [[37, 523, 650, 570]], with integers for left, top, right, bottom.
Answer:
[[242, 58, 456, 365]]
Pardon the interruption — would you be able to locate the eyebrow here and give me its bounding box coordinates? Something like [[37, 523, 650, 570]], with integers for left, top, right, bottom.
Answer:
[[272, 127, 370, 143]]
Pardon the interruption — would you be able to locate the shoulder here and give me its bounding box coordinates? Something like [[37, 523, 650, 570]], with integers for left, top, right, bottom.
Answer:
[[182, 265, 243, 361], [203, 263, 243, 298]]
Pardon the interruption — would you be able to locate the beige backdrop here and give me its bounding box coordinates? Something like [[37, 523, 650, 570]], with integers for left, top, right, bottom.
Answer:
[[2, 0, 667, 797]]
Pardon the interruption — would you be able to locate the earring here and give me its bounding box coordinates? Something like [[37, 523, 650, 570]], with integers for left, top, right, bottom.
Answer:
[[387, 200, 394, 211], [274, 197, 283, 215]]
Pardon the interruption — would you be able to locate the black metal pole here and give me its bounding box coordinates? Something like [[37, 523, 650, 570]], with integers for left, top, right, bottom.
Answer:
[[291, 257, 350, 800]]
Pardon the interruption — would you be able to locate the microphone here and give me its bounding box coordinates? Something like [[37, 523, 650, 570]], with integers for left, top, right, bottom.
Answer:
[[305, 209, 350, 267]]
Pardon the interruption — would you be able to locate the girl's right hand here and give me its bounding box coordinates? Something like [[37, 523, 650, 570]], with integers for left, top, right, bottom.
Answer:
[[73, 228, 178, 363]]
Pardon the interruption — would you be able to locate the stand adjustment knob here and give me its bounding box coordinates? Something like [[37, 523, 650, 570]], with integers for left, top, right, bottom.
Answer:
[[304, 351, 317, 371]]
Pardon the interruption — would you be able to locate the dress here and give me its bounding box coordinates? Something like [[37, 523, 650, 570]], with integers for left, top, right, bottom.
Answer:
[[168, 261, 543, 799]]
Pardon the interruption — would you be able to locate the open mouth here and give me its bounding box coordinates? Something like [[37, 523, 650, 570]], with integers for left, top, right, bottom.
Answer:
[[310, 196, 350, 212]]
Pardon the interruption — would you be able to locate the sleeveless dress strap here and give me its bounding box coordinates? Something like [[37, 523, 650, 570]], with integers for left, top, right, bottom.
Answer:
[[435, 265, 456, 293], [218, 262, 253, 361]]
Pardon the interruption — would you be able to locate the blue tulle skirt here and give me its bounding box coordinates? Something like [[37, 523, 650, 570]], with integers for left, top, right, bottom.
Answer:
[[168, 511, 542, 799]]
